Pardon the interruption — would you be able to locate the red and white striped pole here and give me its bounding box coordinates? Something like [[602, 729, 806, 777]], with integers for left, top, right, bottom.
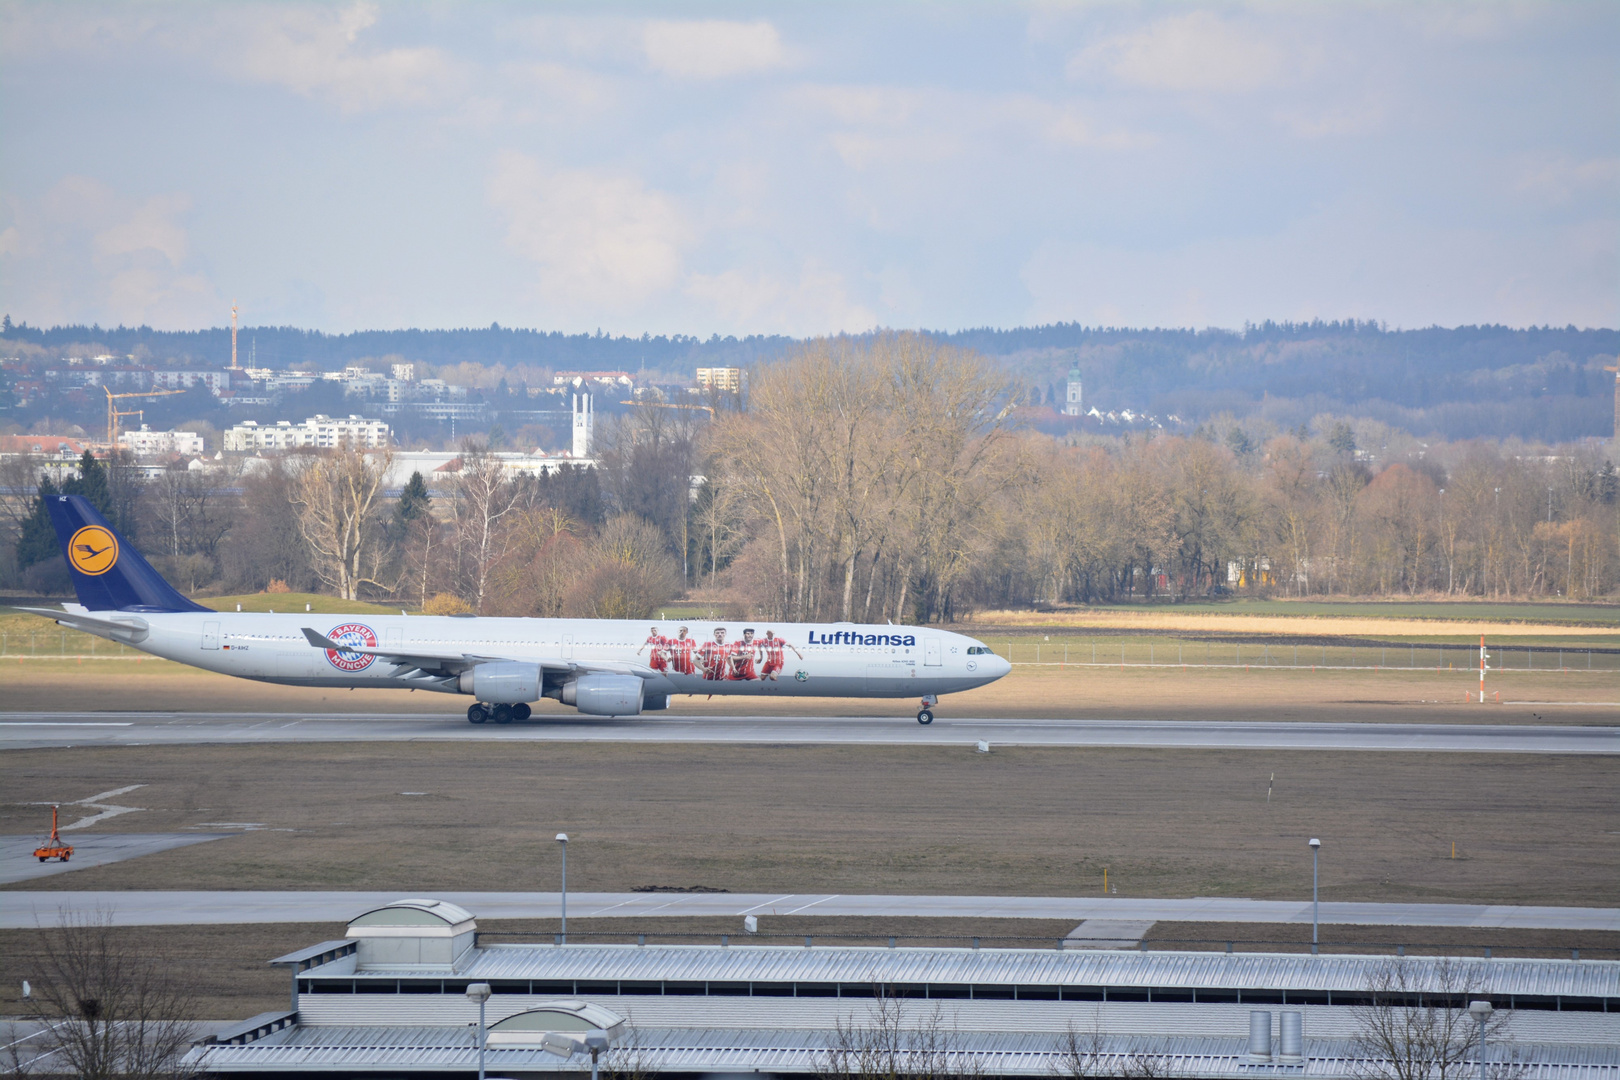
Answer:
[[1478, 635, 1487, 704]]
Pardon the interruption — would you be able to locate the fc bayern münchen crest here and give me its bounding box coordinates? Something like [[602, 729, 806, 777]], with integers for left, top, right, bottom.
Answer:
[[324, 623, 378, 671], [794, 670, 809, 682]]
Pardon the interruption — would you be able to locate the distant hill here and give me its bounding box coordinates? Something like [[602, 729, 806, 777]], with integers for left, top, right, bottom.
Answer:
[[2, 317, 1615, 443]]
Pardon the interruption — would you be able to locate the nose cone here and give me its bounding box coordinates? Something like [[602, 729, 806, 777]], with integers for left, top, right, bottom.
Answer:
[[986, 653, 1012, 681]]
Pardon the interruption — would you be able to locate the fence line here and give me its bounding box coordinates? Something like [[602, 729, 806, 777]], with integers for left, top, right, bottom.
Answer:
[[996, 641, 1620, 672]]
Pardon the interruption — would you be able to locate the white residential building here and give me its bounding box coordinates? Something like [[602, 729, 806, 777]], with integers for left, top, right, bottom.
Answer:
[[696, 366, 742, 392], [151, 369, 233, 394], [119, 425, 205, 457], [223, 415, 391, 452]]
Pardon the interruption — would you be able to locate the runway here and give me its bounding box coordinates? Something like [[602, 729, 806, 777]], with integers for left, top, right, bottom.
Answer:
[[2, 891, 1615, 930], [0, 712, 1616, 753]]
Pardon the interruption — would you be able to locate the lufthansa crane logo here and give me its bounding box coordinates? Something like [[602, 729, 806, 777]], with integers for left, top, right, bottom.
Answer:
[[324, 623, 378, 671], [67, 525, 119, 576]]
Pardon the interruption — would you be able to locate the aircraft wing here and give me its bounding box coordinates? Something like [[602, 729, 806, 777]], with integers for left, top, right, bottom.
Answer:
[[299, 628, 663, 681]]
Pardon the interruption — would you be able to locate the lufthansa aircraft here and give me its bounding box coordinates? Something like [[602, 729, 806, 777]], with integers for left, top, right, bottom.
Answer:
[[21, 495, 1010, 724]]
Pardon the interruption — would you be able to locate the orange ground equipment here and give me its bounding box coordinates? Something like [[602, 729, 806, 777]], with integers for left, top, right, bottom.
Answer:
[[33, 805, 72, 863]]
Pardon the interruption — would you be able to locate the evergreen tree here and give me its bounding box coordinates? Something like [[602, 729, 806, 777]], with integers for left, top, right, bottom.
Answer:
[[1328, 421, 1358, 456], [16, 474, 61, 570], [396, 471, 431, 524], [61, 450, 112, 518]]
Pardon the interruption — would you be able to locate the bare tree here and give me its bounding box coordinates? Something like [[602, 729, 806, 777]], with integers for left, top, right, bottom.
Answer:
[[817, 988, 981, 1080], [451, 441, 523, 611], [290, 448, 394, 601], [1051, 1019, 1170, 1080], [1351, 959, 1520, 1080], [13, 910, 197, 1080]]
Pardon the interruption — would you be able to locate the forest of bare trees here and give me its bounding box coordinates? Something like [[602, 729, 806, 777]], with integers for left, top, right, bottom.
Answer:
[[1, 333, 1616, 619]]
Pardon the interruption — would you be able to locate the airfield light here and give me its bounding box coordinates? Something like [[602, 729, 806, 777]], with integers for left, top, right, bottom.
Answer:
[[556, 833, 569, 944], [1470, 1000, 1494, 1080], [1308, 838, 1321, 952], [466, 982, 492, 1080]]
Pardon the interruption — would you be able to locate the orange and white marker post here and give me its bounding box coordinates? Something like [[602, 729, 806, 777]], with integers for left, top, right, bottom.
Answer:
[[1479, 635, 1488, 703]]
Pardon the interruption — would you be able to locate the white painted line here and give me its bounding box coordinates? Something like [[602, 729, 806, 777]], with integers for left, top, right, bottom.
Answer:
[[736, 893, 797, 916], [784, 894, 841, 916], [0, 722, 132, 726]]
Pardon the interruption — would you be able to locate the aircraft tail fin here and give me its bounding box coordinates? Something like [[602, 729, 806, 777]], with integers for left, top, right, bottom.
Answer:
[[44, 494, 212, 613]]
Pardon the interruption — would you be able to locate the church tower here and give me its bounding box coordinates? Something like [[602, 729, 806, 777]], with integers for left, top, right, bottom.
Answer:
[[571, 393, 593, 457], [1063, 366, 1083, 417]]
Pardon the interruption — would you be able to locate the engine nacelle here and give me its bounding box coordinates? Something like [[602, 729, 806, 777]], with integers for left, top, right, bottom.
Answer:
[[458, 662, 541, 703], [561, 673, 645, 716]]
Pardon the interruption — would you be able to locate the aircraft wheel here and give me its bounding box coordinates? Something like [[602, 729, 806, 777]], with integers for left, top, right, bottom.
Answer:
[[492, 704, 514, 724], [468, 704, 488, 724], [512, 703, 532, 721], [917, 710, 934, 725]]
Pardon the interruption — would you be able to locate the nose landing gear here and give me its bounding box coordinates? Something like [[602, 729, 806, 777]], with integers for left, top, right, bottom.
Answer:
[[917, 694, 938, 725]]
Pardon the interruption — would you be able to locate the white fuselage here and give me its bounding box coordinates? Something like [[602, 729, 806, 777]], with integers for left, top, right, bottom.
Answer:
[[73, 610, 1011, 704]]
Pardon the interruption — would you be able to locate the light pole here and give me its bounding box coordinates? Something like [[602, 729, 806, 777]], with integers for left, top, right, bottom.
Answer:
[[1308, 838, 1321, 954], [1469, 999, 1493, 1080], [467, 982, 491, 1080], [556, 832, 569, 944]]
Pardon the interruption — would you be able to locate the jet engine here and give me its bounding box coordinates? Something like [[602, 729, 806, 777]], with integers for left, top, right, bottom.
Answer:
[[561, 673, 645, 716], [459, 662, 541, 704]]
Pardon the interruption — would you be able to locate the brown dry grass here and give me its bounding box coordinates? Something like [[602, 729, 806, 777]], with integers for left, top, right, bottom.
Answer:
[[972, 609, 1616, 639], [4, 658, 1617, 724], [2, 742, 1615, 905]]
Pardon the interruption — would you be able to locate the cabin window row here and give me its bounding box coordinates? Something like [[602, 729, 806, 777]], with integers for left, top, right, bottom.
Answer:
[[298, 979, 1613, 1011]]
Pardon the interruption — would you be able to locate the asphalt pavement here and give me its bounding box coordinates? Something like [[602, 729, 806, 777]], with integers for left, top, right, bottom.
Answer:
[[0, 833, 233, 885], [2, 890, 1615, 930], [1, 712, 1616, 752]]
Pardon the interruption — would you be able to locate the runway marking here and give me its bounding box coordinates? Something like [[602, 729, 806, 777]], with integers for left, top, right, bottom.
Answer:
[[784, 894, 842, 916], [737, 893, 797, 916], [0, 721, 132, 726]]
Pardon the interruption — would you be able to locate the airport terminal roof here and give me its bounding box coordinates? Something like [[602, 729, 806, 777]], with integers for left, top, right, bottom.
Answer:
[[188, 1028, 1620, 1079], [305, 944, 1620, 1001]]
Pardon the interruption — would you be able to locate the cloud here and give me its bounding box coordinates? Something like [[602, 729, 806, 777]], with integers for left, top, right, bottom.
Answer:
[[1071, 11, 1285, 93], [0, 177, 218, 328], [235, 2, 457, 113], [686, 263, 875, 337], [487, 151, 691, 312], [641, 19, 787, 80]]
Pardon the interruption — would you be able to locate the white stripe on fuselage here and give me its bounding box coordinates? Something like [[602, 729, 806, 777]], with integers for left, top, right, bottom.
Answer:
[[57, 613, 1008, 702]]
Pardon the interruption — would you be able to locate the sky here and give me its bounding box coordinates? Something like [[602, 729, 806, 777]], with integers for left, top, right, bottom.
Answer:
[[1, 2, 1616, 337]]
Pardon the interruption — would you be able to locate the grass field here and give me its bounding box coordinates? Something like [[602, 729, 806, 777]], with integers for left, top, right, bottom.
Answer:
[[993, 598, 1620, 623], [2, 655, 1618, 724], [3, 742, 1615, 905]]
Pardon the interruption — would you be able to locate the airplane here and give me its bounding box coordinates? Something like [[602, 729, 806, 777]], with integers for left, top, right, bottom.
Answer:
[[19, 494, 1011, 725]]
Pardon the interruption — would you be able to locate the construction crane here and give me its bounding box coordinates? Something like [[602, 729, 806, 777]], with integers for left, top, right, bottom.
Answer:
[[105, 385, 186, 446], [618, 399, 716, 419], [1607, 362, 1619, 442]]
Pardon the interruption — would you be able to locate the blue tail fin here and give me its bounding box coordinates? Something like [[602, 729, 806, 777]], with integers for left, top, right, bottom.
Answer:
[[45, 494, 212, 613]]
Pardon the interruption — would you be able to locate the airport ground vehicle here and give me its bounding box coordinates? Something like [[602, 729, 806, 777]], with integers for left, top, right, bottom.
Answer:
[[22, 495, 1010, 723], [33, 804, 72, 863]]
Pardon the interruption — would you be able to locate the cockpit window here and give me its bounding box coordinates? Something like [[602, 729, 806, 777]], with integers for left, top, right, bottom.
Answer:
[[966, 645, 992, 655]]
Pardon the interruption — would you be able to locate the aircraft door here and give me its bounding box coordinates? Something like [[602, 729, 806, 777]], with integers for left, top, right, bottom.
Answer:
[[562, 634, 573, 660], [924, 637, 942, 666], [385, 627, 402, 649], [202, 621, 220, 650]]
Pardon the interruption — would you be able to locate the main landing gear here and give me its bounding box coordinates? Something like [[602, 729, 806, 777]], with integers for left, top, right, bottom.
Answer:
[[917, 694, 938, 725], [467, 702, 531, 724]]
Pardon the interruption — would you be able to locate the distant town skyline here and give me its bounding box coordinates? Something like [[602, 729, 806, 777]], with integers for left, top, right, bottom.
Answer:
[[2, 2, 1615, 335]]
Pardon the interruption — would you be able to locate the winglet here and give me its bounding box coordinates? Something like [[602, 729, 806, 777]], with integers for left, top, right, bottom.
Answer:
[[301, 627, 340, 650]]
